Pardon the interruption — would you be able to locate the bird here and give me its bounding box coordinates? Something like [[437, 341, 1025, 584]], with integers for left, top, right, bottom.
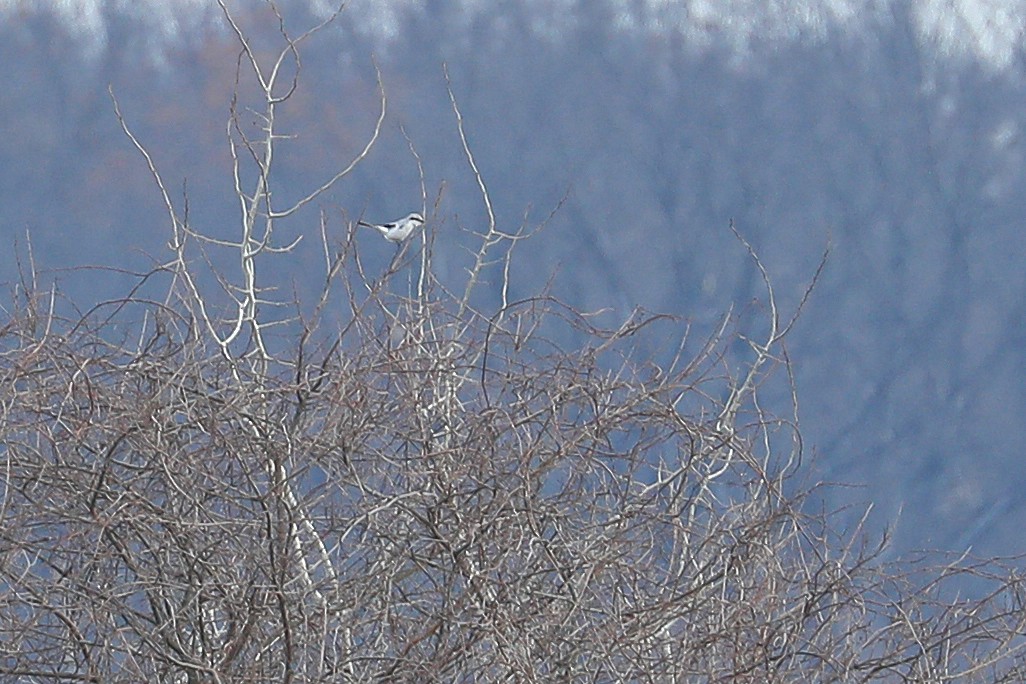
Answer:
[[358, 212, 425, 242]]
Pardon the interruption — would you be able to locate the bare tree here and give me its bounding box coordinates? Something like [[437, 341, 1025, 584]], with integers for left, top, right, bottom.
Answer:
[[1, 3, 1025, 683]]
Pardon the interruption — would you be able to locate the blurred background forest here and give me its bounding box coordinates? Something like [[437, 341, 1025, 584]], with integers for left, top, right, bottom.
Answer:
[[2, 0, 1026, 561]]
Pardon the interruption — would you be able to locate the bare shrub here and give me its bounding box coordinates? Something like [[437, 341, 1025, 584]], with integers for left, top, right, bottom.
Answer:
[[1, 3, 1024, 683]]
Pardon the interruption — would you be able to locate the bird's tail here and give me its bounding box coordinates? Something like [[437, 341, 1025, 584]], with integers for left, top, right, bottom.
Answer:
[[357, 220, 373, 228]]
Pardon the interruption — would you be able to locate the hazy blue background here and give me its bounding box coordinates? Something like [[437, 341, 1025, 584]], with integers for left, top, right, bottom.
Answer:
[[2, 0, 1025, 559]]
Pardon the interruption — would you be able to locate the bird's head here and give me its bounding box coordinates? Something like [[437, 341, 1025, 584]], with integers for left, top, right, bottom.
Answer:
[[408, 213, 425, 224]]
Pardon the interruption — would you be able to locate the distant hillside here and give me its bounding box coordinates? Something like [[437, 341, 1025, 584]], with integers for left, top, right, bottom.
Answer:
[[3, 0, 1026, 559]]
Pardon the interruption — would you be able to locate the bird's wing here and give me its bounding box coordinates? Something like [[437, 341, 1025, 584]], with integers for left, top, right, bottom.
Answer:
[[381, 221, 399, 229]]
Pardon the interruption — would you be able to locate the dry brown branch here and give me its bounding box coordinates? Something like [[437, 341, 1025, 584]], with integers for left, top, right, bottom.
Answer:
[[8, 242, 1025, 681]]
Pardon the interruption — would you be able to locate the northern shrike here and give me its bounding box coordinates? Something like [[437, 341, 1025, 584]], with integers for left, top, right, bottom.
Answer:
[[358, 212, 425, 242]]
